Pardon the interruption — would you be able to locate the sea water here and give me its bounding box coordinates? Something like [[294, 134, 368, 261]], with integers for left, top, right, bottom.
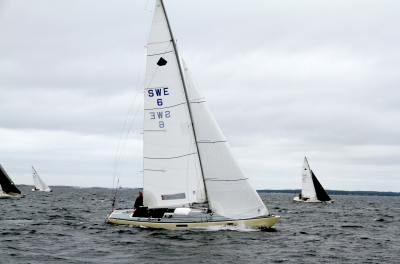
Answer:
[[1, 187, 399, 263]]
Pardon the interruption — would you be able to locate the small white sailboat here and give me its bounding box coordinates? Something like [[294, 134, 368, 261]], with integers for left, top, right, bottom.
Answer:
[[294, 157, 333, 203], [107, 0, 280, 229], [0, 164, 26, 198], [31, 167, 52, 192]]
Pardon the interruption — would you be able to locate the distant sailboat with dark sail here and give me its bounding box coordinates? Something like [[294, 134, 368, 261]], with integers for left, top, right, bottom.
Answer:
[[294, 157, 333, 203], [32, 167, 52, 192], [0, 164, 26, 198]]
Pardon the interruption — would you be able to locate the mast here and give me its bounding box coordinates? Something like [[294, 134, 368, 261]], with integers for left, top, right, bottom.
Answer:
[[159, 0, 211, 209]]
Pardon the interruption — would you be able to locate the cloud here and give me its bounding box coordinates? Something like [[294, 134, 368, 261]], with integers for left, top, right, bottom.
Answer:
[[1, 0, 399, 191]]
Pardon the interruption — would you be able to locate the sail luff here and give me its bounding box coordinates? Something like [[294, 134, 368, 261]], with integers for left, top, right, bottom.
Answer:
[[159, 0, 210, 207]]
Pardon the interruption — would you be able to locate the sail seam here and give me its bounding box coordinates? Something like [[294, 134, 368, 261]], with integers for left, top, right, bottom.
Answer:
[[206, 178, 249, 182], [145, 102, 186, 110], [147, 50, 174, 56], [147, 40, 171, 45], [197, 141, 227, 144], [189, 101, 206, 104], [144, 152, 197, 159]]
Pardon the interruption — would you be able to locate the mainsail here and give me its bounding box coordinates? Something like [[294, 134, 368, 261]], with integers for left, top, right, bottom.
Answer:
[[142, 0, 269, 219], [32, 167, 51, 192], [0, 164, 23, 195], [143, 0, 206, 209]]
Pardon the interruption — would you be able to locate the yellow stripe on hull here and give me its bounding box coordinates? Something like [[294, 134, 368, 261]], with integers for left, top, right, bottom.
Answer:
[[107, 216, 280, 230]]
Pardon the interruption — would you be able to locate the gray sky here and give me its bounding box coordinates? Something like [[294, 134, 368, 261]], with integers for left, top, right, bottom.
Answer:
[[1, 0, 399, 191]]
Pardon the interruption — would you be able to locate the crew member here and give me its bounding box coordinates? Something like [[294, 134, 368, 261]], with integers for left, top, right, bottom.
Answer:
[[134, 192, 143, 210]]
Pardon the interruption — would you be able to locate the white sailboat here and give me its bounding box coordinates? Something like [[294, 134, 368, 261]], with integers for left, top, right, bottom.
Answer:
[[31, 166, 52, 192], [0, 164, 26, 198], [106, 0, 280, 229], [293, 157, 333, 203]]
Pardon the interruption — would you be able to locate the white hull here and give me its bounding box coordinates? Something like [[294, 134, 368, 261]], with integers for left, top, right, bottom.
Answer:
[[107, 209, 280, 230], [0, 192, 26, 198], [293, 197, 334, 203], [0, 192, 12, 199], [32, 189, 52, 192]]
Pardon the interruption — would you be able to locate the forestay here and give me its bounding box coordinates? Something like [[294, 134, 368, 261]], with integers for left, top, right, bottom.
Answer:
[[301, 157, 316, 199], [143, 0, 206, 208], [183, 61, 269, 219]]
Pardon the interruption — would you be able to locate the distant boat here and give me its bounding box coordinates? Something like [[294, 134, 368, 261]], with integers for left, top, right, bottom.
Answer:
[[106, 0, 280, 229], [31, 166, 52, 192], [0, 164, 26, 198], [293, 157, 333, 203], [119, 185, 122, 190]]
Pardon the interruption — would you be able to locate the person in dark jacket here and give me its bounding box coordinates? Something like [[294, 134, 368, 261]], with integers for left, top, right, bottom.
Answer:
[[133, 192, 146, 217], [134, 192, 143, 210]]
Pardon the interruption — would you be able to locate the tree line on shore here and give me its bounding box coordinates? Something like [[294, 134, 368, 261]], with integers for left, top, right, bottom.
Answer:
[[257, 189, 400, 196]]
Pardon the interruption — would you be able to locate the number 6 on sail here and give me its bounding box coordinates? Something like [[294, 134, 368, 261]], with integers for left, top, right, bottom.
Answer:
[[106, 0, 280, 229]]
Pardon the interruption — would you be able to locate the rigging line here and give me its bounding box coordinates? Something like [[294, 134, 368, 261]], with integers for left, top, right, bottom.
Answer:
[[115, 96, 144, 187], [112, 82, 145, 197], [112, 87, 138, 188], [144, 0, 155, 40], [111, 41, 147, 167], [112, 97, 144, 210], [112, 1, 154, 208], [116, 97, 144, 180], [111, 43, 146, 187], [145, 0, 153, 12]]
